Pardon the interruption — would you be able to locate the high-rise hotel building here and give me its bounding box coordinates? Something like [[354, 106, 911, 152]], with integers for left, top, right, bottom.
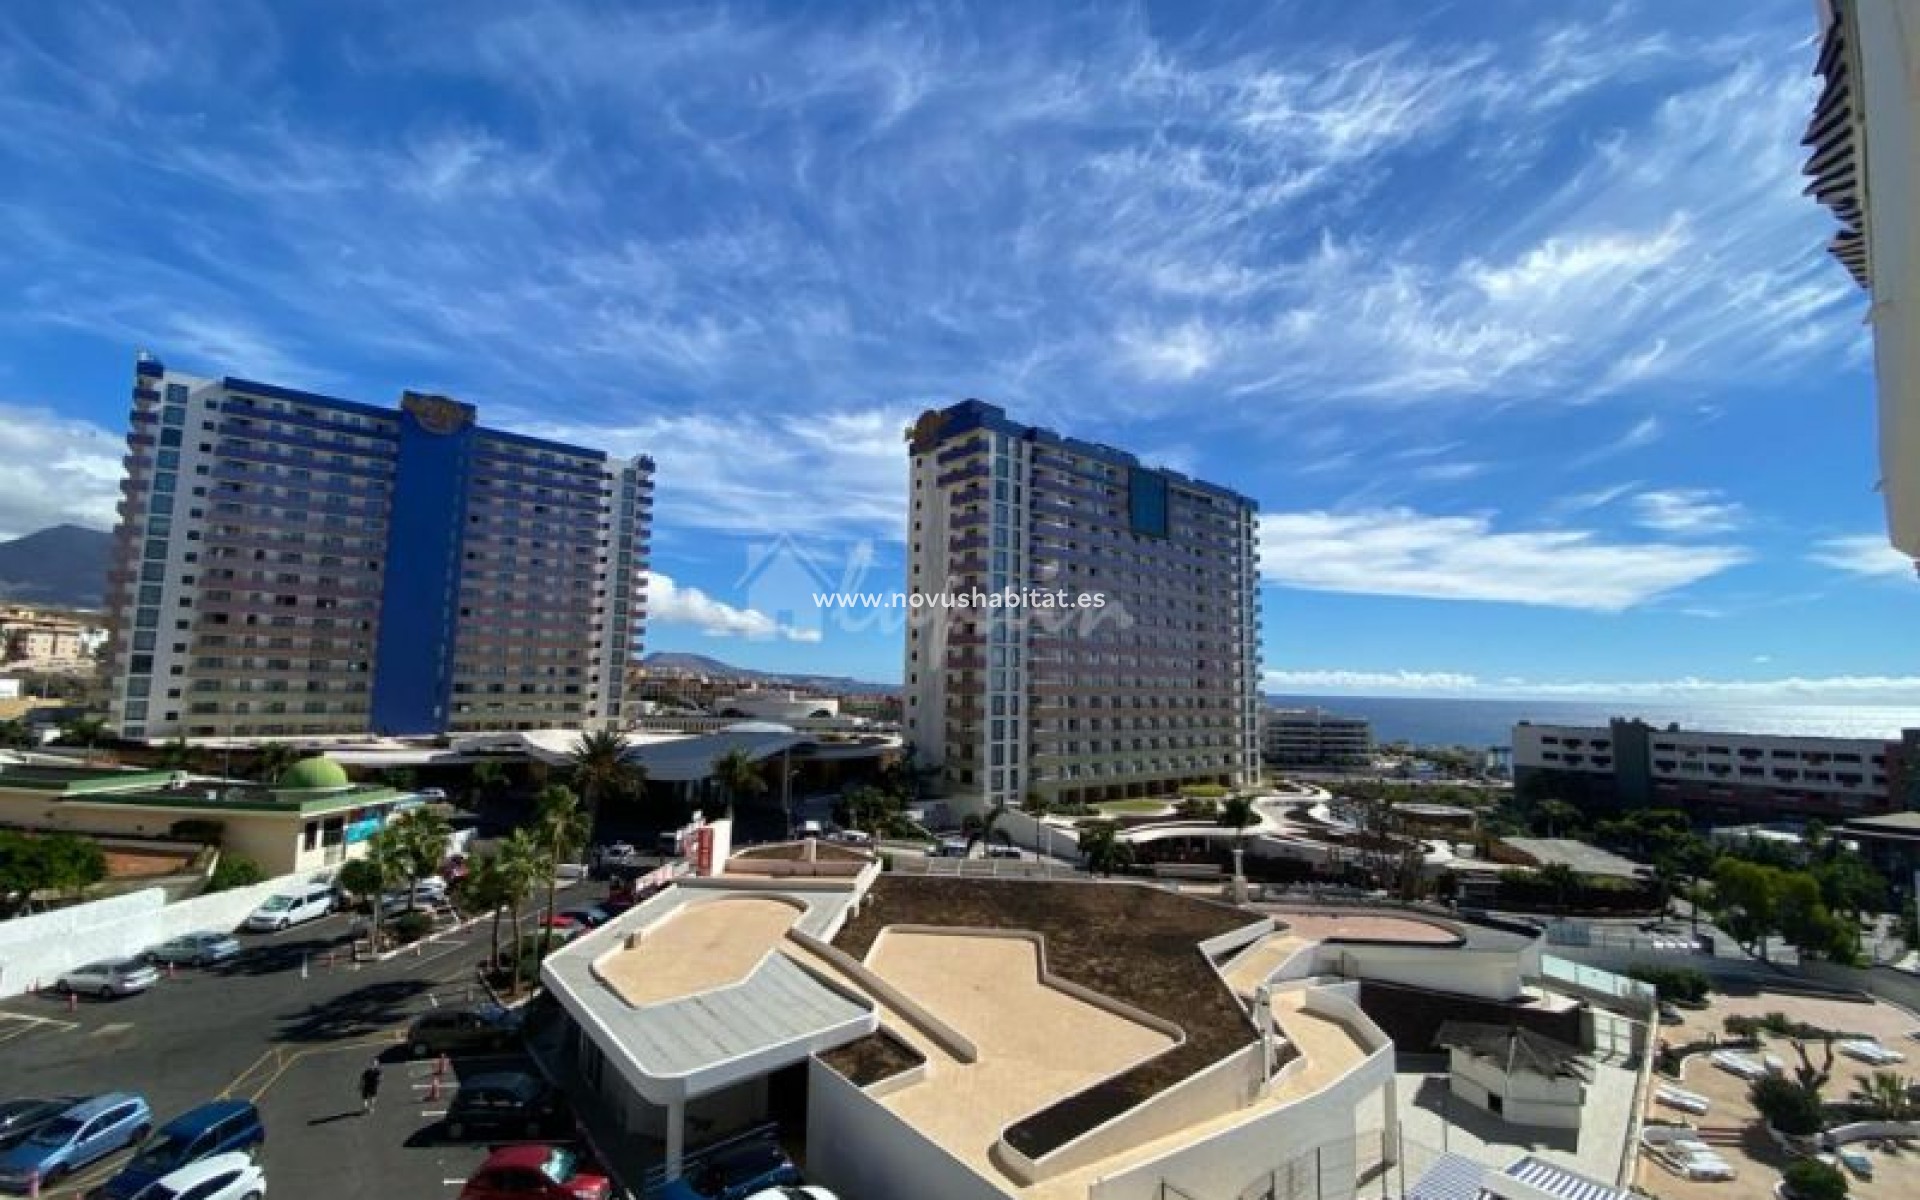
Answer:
[[105, 353, 653, 741], [903, 401, 1261, 810]]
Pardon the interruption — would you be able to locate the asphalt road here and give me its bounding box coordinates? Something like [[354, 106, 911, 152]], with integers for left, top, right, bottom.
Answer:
[[0, 889, 589, 1200]]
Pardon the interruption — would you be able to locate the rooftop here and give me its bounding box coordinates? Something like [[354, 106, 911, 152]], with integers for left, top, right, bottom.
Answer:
[[1433, 1021, 1592, 1081], [1504, 838, 1648, 879]]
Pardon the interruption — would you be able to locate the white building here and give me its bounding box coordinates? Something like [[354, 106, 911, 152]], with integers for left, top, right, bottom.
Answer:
[[1262, 707, 1373, 768], [903, 401, 1262, 812], [712, 691, 840, 721], [1806, 0, 1920, 564], [1512, 719, 1907, 820]]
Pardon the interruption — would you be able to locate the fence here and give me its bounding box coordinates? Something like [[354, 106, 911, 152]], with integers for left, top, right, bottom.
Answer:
[[1149, 1130, 1395, 1200]]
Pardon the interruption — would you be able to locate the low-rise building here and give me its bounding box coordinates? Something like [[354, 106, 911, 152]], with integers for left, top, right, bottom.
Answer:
[[1513, 718, 1919, 822], [1, 606, 104, 666], [1262, 707, 1374, 768], [0, 755, 411, 874], [537, 866, 1639, 1200]]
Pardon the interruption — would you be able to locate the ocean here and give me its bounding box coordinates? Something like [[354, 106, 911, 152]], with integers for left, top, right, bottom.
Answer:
[[1267, 695, 1920, 750]]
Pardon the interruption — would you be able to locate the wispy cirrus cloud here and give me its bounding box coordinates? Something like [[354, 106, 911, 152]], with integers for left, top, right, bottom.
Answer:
[[1258, 508, 1746, 611], [1630, 488, 1746, 536], [1808, 535, 1916, 580]]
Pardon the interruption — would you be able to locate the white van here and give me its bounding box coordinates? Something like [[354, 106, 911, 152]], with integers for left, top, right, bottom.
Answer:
[[246, 882, 335, 931]]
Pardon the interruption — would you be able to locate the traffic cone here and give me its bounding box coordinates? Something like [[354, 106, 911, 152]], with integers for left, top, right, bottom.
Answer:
[[434, 1054, 449, 1078], [428, 1073, 441, 1102], [66, 990, 76, 1013]]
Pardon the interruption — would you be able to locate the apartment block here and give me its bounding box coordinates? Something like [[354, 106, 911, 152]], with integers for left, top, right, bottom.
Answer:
[[903, 400, 1261, 809], [1, 606, 105, 665], [104, 353, 652, 741], [1512, 718, 1919, 821], [1262, 707, 1373, 768]]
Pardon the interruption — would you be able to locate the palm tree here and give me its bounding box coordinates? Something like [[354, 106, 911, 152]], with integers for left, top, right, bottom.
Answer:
[[1218, 795, 1258, 846], [58, 716, 108, 763], [156, 736, 197, 771], [569, 730, 641, 835], [463, 853, 515, 972], [1851, 1070, 1918, 1121], [339, 831, 404, 951], [964, 803, 1010, 858], [711, 749, 767, 819], [1079, 821, 1134, 878], [534, 785, 590, 937], [1535, 862, 1582, 915], [497, 829, 545, 996], [0, 719, 33, 750], [386, 807, 452, 910], [249, 742, 298, 784], [470, 760, 507, 805]]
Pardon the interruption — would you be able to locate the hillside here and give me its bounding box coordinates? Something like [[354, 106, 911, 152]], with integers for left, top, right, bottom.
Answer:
[[0, 524, 113, 609], [641, 651, 896, 694]]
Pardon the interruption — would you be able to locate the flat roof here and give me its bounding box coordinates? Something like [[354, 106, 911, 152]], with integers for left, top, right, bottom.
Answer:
[[0, 765, 180, 795], [1504, 838, 1647, 878], [543, 881, 872, 1105]]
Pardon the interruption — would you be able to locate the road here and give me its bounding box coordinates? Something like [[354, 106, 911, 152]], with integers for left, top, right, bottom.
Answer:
[[0, 888, 589, 1200]]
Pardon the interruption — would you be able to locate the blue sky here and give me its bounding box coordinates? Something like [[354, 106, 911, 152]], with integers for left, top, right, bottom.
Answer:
[[1, 0, 1915, 705]]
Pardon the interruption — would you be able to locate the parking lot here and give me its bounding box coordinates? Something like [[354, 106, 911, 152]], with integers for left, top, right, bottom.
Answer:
[[0, 885, 595, 1200]]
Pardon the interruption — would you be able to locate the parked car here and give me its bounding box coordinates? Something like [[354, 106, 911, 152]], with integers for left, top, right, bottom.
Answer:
[[927, 838, 970, 858], [539, 913, 586, 939], [98, 1100, 265, 1200], [681, 1140, 803, 1199], [417, 787, 448, 802], [742, 1189, 836, 1200], [135, 1151, 265, 1200], [443, 1073, 566, 1142], [406, 1005, 523, 1058], [556, 906, 610, 930], [0, 1101, 75, 1152], [378, 882, 450, 918], [245, 883, 334, 931], [599, 895, 637, 918], [0, 1093, 151, 1192], [985, 844, 1021, 860], [148, 931, 242, 968], [58, 958, 160, 999], [457, 1145, 609, 1200]]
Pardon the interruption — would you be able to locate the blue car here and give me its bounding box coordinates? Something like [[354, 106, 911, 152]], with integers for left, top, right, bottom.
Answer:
[[0, 1093, 151, 1193], [98, 1100, 264, 1200]]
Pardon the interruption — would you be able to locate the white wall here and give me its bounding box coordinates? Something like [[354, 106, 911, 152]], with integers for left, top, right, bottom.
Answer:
[[0, 869, 322, 998], [1314, 943, 1527, 1001], [807, 1057, 1008, 1200]]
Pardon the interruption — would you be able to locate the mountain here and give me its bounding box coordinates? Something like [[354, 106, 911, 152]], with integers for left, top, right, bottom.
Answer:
[[0, 524, 113, 609], [641, 651, 897, 694]]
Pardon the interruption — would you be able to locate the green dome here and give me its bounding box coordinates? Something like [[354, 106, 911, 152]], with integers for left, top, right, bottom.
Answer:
[[277, 756, 350, 791]]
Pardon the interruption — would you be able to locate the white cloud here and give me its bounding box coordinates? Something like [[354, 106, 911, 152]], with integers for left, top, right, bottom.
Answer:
[[0, 403, 124, 538], [1258, 508, 1745, 611], [649, 572, 822, 643], [512, 404, 914, 541], [1808, 535, 1915, 580], [1630, 488, 1745, 536], [1118, 320, 1221, 381], [1263, 668, 1920, 705]]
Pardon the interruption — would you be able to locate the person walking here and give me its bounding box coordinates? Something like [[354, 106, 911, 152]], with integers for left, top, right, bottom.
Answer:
[[359, 1060, 383, 1114]]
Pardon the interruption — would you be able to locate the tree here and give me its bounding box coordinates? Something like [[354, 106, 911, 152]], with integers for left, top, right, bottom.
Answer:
[[711, 749, 767, 818], [0, 831, 107, 911], [535, 785, 589, 937], [0, 719, 33, 750], [1712, 858, 1786, 959], [469, 760, 508, 805], [156, 737, 197, 771], [1079, 821, 1134, 877], [1781, 1160, 1848, 1200], [1023, 790, 1052, 818], [384, 808, 452, 911], [207, 854, 264, 893], [1533, 799, 1583, 839], [249, 742, 297, 784], [1851, 1070, 1919, 1121], [58, 716, 108, 763], [569, 730, 642, 833], [840, 785, 905, 837], [1535, 862, 1582, 915], [338, 844, 400, 952], [1750, 1073, 1825, 1136], [462, 852, 516, 972], [496, 829, 545, 996], [964, 803, 1012, 858]]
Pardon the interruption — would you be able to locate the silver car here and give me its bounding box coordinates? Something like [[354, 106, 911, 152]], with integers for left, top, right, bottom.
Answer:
[[147, 931, 242, 967], [59, 958, 161, 998]]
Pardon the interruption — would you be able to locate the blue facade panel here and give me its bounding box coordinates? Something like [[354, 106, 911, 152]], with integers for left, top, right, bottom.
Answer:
[[369, 394, 476, 735]]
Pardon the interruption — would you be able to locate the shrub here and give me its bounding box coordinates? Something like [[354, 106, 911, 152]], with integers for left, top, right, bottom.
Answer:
[[1750, 1074, 1825, 1136], [170, 819, 225, 844], [1626, 964, 1711, 1005], [1178, 783, 1229, 799], [1781, 1159, 1847, 1200], [206, 855, 264, 893], [390, 910, 435, 945], [1175, 797, 1221, 819]]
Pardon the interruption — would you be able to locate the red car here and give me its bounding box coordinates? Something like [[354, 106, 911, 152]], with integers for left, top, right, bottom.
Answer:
[[458, 1145, 610, 1200]]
